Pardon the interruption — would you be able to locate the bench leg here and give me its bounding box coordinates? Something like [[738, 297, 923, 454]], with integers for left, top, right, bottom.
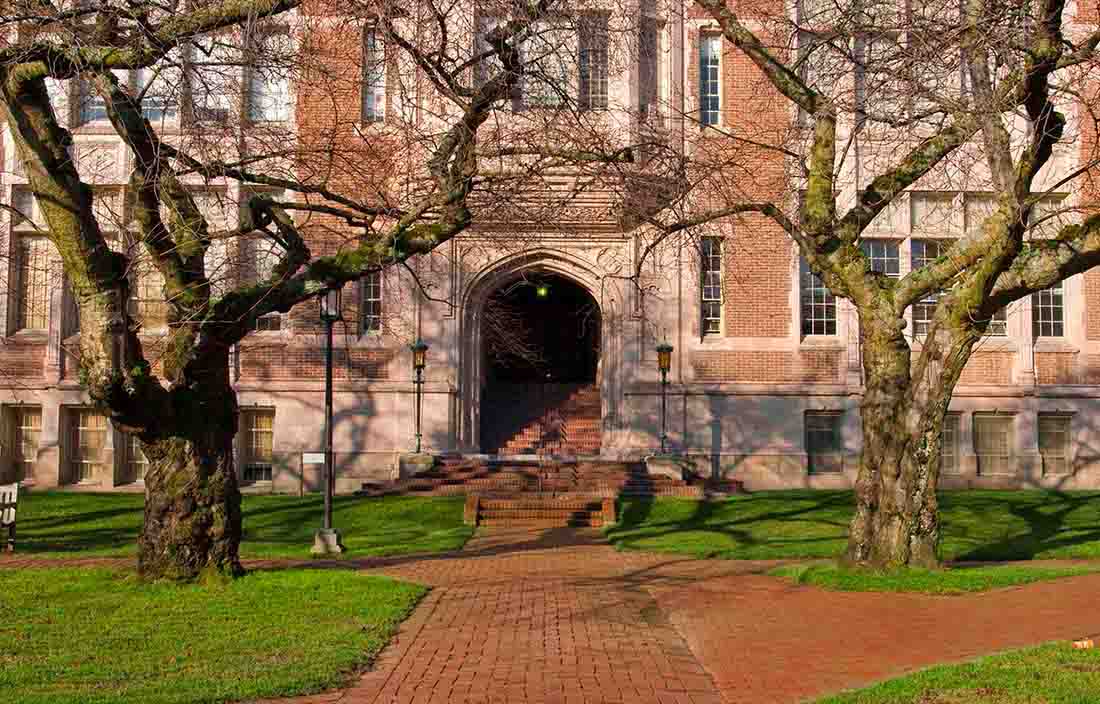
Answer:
[[5, 524, 12, 553]]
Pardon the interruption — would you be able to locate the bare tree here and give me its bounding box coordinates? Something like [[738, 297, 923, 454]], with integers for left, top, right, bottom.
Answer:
[[0, 0, 563, 580], [657, 0, 1100, 567]]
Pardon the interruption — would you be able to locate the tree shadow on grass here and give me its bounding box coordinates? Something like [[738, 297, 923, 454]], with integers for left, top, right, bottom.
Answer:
[[604, 490, 854, 559], [947, 491, 1100, 562]]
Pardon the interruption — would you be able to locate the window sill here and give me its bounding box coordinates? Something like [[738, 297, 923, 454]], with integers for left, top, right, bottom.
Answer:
[[799, 336, 845, 350], [5, 330, 49, 343], [1034, 339, 1078, 354]]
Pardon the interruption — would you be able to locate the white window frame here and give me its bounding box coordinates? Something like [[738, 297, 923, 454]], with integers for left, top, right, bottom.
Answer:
[[973, 413, 1015, 476], [245, 29, 292, 124], [5, 405, 42, 482], [1038, 413, 1072, 476], [701, 236, 723, 336], [67, 407, 108, 485], [361, 26, 386, 123], [698, 32, 722, 127], [361, 270, 383, 335], [799, 256, 837, 336], [240, 408, 275, 483]]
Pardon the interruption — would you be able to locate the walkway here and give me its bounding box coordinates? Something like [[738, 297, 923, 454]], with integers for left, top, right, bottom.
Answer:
[[264, 528, 1100, 704], [9, 531, 1100, 703]]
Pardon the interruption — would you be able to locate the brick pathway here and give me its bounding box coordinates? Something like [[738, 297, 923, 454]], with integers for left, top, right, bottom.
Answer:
[[8, 530, 1100, 704]]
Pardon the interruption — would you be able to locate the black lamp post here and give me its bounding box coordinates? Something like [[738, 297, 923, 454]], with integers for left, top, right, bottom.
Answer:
[[313, 287, 344, 555], [656, 342, 673, 454], [411, 339, 428, 453]]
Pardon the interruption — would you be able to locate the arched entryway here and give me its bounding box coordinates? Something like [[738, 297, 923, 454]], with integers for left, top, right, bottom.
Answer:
[[478, 272, 602, 455]]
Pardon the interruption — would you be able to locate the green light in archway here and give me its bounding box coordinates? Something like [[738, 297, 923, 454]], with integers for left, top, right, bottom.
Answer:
[[535, 283, 550, 299]]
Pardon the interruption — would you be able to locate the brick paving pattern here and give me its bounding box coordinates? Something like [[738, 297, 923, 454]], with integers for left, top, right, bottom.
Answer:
[[7, 529, 1100, 704]]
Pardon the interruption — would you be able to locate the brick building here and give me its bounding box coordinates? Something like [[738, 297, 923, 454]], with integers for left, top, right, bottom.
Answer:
[[2, 1, 1099, 492]]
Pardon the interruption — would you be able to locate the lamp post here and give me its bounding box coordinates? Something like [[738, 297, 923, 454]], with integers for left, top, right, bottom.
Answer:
[[313, 287, 344, 555], [656, 342, 673, 454], [411, 339, 428, 453]]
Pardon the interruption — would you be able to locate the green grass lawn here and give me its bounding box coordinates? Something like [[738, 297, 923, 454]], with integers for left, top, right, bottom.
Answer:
[[771, 561, 1100, 594], [17, 492, 472, 559], [816, 642, 1100, 703], [1, 567, 426, 704], [608, 491, 1100, 561]]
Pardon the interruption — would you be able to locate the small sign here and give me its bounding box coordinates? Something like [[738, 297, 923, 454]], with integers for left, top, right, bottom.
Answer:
[[303, 452, 326, 465]]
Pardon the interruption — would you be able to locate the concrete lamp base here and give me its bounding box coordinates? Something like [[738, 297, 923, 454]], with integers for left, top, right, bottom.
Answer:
[[645, 454, 692, 481], [399, 452, 436, 478], [311, 529, 345, 556]]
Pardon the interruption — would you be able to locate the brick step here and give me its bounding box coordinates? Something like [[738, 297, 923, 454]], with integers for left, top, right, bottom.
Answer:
[[478, 518, 605, 528], [480, 502, 603, 512]]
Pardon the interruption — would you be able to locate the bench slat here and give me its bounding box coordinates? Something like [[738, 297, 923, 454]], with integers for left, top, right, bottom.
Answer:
[[0, 482, 18, 527]]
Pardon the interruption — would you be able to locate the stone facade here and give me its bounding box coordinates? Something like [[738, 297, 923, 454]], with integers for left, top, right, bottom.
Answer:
[[2, 1, 1099, 492]]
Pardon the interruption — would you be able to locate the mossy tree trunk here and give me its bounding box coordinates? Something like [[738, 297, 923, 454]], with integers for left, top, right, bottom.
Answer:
[[844, 308, 981, 568], [137, 363, 242, 579]]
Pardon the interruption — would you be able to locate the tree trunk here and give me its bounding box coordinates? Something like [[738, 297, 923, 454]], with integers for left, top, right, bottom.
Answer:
[[137, 393, 242, 581], [844, 320, 971, 569]]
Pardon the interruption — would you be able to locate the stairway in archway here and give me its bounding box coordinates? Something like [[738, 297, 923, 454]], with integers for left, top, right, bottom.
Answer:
[[481, 383, 601, 456]]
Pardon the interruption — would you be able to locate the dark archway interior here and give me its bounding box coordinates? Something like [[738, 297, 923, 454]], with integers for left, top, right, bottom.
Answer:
[[480, 273, 603, 455], [483, 273, 601, 383]]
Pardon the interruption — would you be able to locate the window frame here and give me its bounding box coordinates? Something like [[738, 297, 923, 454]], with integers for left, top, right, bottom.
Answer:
[[67, 407, 108, 485], [698, 32, 722, 127], [940, 412, 960, 474], [578, 12, 610, 112], [240, 408, 275, 483], [700, 236, 723, 336], [799, 255, 837, 336], [805, 411, 844, 474], [5, 405, 42, 482], [361, 25, 387, 123], [973, 413, 1015, 476], [1037, 413, 1072, 476], [244, 27, 293, 124], [360, 270, 383, 335], [1032, 282, 1064, 338]]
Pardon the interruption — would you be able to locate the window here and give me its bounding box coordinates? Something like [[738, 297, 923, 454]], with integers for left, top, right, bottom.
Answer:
[[701, 237, 722, 335], [246, 32, 291, 122], [639, 17, 659, 119], [14, 235, 51, 331], [806, 412, 844, 473], [7, 406, 41, 481], [361, 27, 386, 122], [1032, 282, 1063, 338], [522, 20, 574, 107], [1038, 414, 1071, 475], [964, 193, 997, 233], [985, 308, 1008, 336], [186, 34, 236, 123], [361, 270, 382, 334], [129, 258, 168, 330], [240, 189, 286, 331], [474, 14, 507, 89], [241, 409, 275, 482], [578, 13, 609, 111], [800, 256, 836, 335], [69, 409, 107, 483], [699, 34, 721, 125], [910, 192, 957, 234], [910, 239, 952, 336], [859, 239, 900, 277], [134, 59, 181, 121], [78, 70, 128, 124], [941, 413, 960, 474], [125, 434, 150, 483], [973, 414, 1014, 476]]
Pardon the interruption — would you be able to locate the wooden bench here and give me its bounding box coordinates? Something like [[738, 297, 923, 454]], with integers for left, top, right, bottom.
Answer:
[[0, 483, 17, 553]]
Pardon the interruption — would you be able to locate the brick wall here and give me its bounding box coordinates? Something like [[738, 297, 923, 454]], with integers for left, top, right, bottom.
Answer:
[[957, 353, 1014, 386], [1036, 352, 1078, 385], [239, 344, 392, 380], [692, 349, 841, 382], [0, 339, 45, 379]]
